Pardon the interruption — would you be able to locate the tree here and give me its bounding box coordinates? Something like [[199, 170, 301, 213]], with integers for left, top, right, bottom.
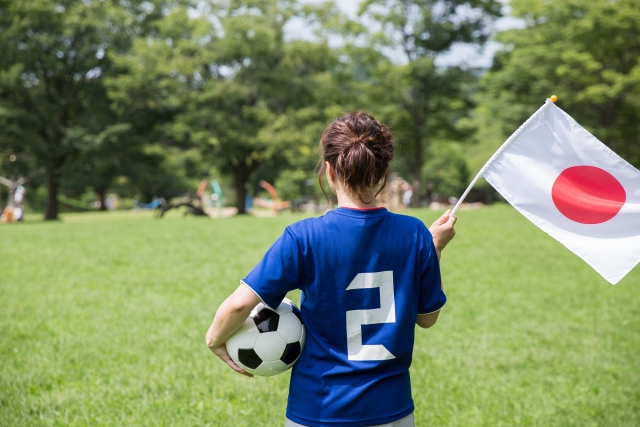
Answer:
[[179, 0, 345, 214], [109, 1, 351, 213], [0, 0, 173, 219], [481, 0, 640, 167], [358, 0, 501, 205]]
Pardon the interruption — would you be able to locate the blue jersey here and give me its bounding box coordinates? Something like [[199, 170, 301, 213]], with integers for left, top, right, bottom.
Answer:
[[242, 207, 445, 427]]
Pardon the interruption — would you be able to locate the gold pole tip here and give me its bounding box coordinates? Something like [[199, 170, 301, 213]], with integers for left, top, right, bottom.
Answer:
[[550, 95, 558, 103]]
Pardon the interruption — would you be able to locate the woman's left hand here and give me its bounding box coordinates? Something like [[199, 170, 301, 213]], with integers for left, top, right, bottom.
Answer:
[[209, 343, 254, 377], [430, 209, 457, 258]]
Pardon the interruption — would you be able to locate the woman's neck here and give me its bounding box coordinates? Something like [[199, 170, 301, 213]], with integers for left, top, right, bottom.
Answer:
[[335, 187, 377, 209], [326, 166, 378, 209]]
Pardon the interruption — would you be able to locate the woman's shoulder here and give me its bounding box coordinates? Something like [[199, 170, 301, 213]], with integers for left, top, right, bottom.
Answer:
[[285, 212, 333, 236], [387, 211, 430, 232], [284, 210, 431, 238]]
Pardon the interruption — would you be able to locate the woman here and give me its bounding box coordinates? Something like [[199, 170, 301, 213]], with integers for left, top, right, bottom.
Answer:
[[206, 111, 457, 427]]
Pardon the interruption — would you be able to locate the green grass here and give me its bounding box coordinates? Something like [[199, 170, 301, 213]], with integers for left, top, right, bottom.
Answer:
[[1, 205, 638, 426]]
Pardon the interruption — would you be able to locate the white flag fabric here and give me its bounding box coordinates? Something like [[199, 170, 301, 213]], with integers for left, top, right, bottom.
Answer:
[[481, 101, 640, 284]]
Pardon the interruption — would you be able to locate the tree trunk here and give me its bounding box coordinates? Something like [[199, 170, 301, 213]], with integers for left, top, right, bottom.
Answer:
[[233, 162, 249, 215], [231, 159, 259, 215], [234, 171, 248, 214], [96, 189, 107, 211], [44, 168, 60, 220]]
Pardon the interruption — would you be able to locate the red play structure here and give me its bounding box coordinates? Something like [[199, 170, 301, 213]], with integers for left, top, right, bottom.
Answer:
[[254, 180, 290, 214]]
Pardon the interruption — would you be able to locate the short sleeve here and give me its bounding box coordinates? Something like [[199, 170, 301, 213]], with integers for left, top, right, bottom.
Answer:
[[242, 227, 304, 310], [418, 228, 446, 315]]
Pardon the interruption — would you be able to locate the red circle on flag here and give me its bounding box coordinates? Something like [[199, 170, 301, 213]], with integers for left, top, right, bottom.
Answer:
[[552, 166, 626, 224]]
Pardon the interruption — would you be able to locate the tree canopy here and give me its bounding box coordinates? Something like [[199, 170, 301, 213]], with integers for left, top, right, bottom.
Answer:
[[1, 0, 639, 218], [0, 0, 174, 218]]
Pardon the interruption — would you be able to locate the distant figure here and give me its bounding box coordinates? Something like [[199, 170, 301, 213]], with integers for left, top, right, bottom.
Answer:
[[402, 184, 413, 208], [13, 185, 25, 221], [1, 185, 27, 222], [14, 185, 25, 204], [105, 194, 117, 210], [1, 173, 41, 222]]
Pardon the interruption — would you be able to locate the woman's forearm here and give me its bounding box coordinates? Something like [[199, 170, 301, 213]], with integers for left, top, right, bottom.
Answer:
[[206, 284, 260, 349]]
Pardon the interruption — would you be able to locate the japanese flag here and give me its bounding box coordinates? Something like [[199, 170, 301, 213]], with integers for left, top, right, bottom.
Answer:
[[481, 101, 640, 284]]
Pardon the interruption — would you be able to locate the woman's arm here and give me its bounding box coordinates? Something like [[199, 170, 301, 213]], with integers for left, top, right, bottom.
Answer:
[[205, 284, 261, 377], [429, 209, 457, 260], [415, 211, 456, 329], [416, 310, 441, 329]]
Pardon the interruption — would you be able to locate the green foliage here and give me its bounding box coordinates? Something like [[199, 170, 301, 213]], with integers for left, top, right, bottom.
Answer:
[[274, 168, 323, 202], [107, 1, 351, 214], [61, 124, 132, 205], [0, 0, 174, 219], [1, 207, 639, 425], [482, 0, 640, 166], [422, 141, 470, 200], [359, 0, 502, 57], [124, 146, 205, 202], [355, 0, 501, 204]]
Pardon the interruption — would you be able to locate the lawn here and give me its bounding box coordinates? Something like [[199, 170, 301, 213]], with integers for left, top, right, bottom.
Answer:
[[1, 205, 638, 426]]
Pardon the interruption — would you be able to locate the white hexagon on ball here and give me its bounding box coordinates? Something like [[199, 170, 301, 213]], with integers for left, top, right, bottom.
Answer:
[[277, 312, 303, 344], [274, 298, 294, 315], [253, 331, 286, 362], [230, 318, 260, 348], [254, 360, 288, 377]]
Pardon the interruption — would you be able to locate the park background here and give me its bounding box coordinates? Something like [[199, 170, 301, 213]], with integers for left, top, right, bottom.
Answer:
[[1, 0, 639, 425]]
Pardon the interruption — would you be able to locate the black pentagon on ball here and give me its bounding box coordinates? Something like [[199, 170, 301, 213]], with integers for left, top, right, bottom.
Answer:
[[254, 308, 279, 332], [238, 348, 262, 369], [290, 305, 303, 325], [281, 342, 301, 365]]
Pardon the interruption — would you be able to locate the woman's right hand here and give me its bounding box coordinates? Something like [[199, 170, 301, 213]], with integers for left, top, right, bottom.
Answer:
[[429, 209, 457, 259], [209, 343, 254, 377]]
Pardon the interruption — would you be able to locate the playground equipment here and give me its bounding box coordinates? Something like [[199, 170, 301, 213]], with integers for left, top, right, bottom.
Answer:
[[209, 180, 223, 218], [196, 179, 225, 217], [253, 180, 290, 214], [158, 199, 208, 218], [133, 198, 165, 210], [158, 179, 227, 218]]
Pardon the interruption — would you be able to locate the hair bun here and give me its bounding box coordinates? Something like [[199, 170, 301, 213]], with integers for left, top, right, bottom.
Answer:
[[351, 134, 372, 146], [318, 111, 395, 204]]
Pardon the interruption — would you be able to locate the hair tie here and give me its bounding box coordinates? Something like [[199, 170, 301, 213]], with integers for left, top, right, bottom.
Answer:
[[352, 135, 367, 146]]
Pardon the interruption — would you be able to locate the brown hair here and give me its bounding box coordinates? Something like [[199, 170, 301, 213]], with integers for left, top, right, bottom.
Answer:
[[317, 111, 394, 203]]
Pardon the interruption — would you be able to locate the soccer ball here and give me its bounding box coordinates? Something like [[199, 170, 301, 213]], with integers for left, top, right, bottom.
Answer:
[[226, 297, 306, 377]]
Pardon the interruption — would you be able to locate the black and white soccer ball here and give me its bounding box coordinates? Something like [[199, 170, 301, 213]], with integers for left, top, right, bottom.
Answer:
[[227, 297, 305, 377]]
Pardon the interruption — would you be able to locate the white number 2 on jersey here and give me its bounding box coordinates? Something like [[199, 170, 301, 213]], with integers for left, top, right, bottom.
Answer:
[[345, 271, 396, 361]]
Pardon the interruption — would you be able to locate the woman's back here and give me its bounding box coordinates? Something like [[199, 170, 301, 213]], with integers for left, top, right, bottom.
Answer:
[[243, 207, 445, 426]]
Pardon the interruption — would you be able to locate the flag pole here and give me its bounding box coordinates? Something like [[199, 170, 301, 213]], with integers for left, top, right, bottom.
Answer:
[[449, 96, 557, 216]]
